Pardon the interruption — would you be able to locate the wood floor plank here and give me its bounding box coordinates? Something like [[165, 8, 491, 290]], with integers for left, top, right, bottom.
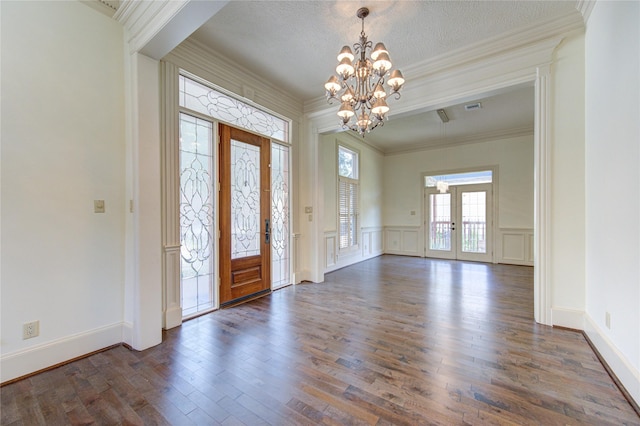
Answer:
[[2, 256, 638, 425]]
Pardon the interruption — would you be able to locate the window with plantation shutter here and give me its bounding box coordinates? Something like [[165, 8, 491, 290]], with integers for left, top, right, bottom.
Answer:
[[338, 145, 359, 251]]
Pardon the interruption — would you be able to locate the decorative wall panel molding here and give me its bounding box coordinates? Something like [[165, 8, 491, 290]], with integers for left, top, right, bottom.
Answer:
[[497, 228, 534, 266], [324, 227, 383, 273], [325, 232, 337, 269], [384, 226, 422, 257]]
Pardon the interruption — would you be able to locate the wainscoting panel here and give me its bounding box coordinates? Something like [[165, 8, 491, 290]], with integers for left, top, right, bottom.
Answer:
[[325, 232, 337, 269], [324, 227, 384, 273], [384, 226, 422, 257], [163, 245, 182, 329], [362, 227, 384, 258], [497, 228, 534, 266]]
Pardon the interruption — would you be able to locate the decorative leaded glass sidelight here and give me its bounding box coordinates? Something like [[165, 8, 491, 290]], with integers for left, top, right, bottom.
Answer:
[[179, 75, 289, 142], [271, 143, 290, 288], [179, 113, 215, 317], [230, 140, 261, 259]]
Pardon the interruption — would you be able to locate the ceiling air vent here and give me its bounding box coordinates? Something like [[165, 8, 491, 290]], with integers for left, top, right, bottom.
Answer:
[[464, 102, 482, 111]]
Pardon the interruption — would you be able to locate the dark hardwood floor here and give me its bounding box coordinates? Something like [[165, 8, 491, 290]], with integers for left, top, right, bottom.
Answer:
[[2, 255, 639, 425]]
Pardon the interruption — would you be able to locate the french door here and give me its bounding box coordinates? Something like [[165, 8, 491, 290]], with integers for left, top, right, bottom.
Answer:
[[219, 123, 271, 306], [425, 184, 493, 262]]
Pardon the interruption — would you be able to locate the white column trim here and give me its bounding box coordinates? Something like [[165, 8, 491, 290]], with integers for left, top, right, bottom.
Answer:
[[129, 53, 163, 351], [160, 61, 182, 330], [534, 63, 553, 325], [306, 123, 324, 283]]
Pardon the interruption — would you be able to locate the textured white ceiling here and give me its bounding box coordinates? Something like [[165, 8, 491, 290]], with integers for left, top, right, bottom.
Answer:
[[192, 1, 575, 101], [363, 85, 535, 153], [188, 1, 578, 151]]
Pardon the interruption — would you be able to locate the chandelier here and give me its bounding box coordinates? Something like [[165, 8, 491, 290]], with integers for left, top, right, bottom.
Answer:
[[324, 7, 405, 136]]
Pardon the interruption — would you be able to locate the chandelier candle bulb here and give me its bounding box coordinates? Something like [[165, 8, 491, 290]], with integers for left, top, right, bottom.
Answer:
[[324, 6, 405, 136]]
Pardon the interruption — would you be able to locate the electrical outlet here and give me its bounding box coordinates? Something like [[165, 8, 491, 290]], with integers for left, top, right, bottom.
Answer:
[[23, 321, 39, 339], [605, 312, 611, 329]]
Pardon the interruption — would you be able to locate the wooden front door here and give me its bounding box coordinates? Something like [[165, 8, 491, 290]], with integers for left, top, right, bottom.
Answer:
[[219, 123, 271, 306]]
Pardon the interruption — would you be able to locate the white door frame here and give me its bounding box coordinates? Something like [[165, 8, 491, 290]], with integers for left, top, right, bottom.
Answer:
[[424, 183, 494, 263]]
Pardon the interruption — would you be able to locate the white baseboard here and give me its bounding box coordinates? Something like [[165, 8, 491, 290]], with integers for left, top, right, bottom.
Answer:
[[584, 314, 640, 406], [122, 321, 133, 347], [0, 322, 124, 383], [384, 250, 422, 257], [164, 306, 182, 330], [551, 307, 585, 329], [295, 269, 313, 283]]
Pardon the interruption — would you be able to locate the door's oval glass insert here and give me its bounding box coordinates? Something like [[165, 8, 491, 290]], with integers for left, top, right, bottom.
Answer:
[[231, 139, 261, 259]]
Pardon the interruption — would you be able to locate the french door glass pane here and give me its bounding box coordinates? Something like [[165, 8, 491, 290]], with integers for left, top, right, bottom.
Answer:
[[231, 139, 261, 259], [271, 143, 290, 287], [461, 191, 487, 253], [179, 113, 214, 317], [430, 193, 451, 250]]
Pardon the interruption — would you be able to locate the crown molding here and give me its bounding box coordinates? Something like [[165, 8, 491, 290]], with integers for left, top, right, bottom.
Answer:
[[342, 130, 386, 156], [406, 10, 584, 80], [576, 0, 597, 25], [383, 126, 534, 156], [307, 35, 562, 135], [114, 0, 188, 55], [80, 0, 119, 18], [304, 10, 583, 114]]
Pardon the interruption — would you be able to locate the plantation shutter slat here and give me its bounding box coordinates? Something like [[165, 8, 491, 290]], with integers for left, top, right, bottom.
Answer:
[[339, 177, 359, 249]]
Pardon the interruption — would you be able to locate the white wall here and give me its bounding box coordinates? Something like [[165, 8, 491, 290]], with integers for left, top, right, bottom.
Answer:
[[384, 136, 534, 228], [383, 135, 534, 259], [321, 132, 384, 271], [584, 0, 640, 404], [0, 1, 126, 381], [549, 32, 586, 326]]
